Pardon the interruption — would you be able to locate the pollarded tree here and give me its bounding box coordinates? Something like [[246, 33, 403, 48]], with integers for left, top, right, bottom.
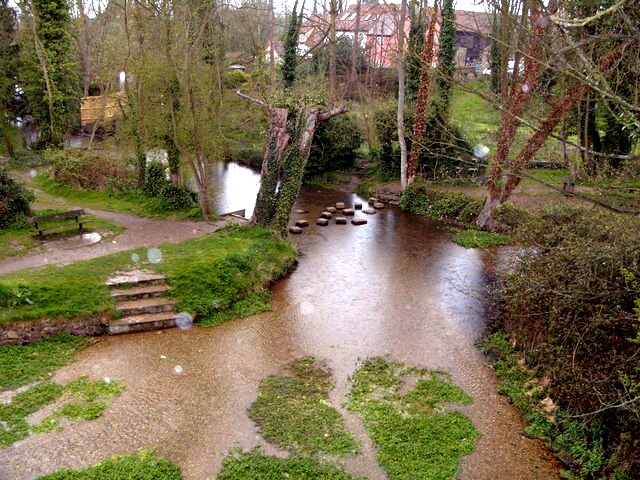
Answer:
[[238, 90, 347, 235], [282, 0, 302, 88], [18, 0, 81, 148]]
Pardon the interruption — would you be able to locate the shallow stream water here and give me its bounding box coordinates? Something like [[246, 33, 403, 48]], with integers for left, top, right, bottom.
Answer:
[[0, 161, 560, 479]]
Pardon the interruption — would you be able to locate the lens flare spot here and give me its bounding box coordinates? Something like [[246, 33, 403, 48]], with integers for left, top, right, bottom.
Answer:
[[175, 312, 193, 330], [174, 365, 183, 375], [147, 248, 163, 264], [473, 144, 490, 159]]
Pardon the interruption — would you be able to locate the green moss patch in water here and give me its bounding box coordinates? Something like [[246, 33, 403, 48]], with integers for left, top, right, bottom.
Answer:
[[248, 357, 359, 458], [345, 357, 480, 480]]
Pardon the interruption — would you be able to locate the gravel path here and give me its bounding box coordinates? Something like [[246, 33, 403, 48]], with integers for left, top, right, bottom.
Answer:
[[1, 171, 245, 274]]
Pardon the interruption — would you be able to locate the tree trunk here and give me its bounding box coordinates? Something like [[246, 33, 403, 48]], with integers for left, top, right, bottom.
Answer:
[[406, 4, 438, 186], [328, 0, 338, 106], [397, 0, 408, 191], [238, 92, 347, 235], [348, 0, 361, 97]]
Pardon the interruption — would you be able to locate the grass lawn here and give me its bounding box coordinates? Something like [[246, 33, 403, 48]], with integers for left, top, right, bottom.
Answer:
[[36, 449, 182, 479], [248, 357, 359, 458], [0, 225, 297, 326], [0, 333, 92, 391], [345, 358, 480, 480], [35, 174, 201, 220], [451, 80, 565, 165], [0, 209, 125, 262]]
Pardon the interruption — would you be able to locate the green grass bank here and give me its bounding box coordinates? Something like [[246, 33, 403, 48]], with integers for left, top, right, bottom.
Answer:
[[0, 225, 297, 327]]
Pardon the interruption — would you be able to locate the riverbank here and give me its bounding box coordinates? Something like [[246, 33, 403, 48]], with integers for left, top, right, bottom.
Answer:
[[0, 225, 297, 342]]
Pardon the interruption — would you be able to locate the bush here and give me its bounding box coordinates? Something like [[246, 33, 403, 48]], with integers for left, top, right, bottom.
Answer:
[[399, 179, 473, 220], [373, 104, 474, 180], [7, 150, 49, 169], [497, 205, 640, 478], [47, 148, 134, 193], [143, 161, 169, 197], [158, 184, 198, 210], [306, 114, 362, 177], [223, 69, 251, 89], [0, 166, 34, 229]]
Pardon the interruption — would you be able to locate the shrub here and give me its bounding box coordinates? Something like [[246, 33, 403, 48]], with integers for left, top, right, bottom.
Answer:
[[0, 166, 34, 229], [399, 179, 473, 220], [373, 104, 474, 180], [47, 148, 134, 192], [7, 150, 49, 169], [497, 205, 640, 478], [143, 161, 169, 197], [223, 69, 251, 89], [158, 184, 198, 210], [306, 114, 362, 176]]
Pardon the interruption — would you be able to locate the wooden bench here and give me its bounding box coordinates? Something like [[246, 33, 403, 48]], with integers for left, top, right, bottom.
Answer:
[[29, 209, 86, 239]]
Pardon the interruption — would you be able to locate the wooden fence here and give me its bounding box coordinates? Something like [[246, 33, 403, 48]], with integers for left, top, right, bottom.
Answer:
[[80, 91, 127, 127]]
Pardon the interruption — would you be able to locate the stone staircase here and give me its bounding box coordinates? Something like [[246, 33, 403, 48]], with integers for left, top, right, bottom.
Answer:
[[106, 271, 179, 334]]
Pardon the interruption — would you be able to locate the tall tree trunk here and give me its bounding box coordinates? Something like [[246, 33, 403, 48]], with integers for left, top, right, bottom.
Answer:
[[328, 0, 338, 106], [269, 0, 275, 85], [406, 3, 438, 186], [76, 0, 91, 96], [348, 0, 361, 97], [397, 0, 408, 191]]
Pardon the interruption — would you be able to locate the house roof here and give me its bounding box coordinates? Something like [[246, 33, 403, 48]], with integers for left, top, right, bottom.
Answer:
[[454, 10, 492, 35]]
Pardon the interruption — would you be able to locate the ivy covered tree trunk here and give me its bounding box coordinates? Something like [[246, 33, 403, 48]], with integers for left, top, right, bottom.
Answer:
[[237, 91, 347, 235], [435, 0, 456, 113]]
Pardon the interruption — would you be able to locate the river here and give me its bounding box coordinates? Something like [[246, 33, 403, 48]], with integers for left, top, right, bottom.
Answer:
[[0, 161, 560, 479]]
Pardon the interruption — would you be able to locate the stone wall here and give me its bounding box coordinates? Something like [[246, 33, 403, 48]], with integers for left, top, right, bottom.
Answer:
[[0, 314, 109, 345]]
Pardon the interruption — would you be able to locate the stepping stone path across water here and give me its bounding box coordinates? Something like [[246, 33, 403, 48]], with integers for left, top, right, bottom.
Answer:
[[321, 211, 333, 219], [351, 218, 367, 225], [373, 202, 385, 209], [335, 217, 347, 224], [342, 208, 355, 216], [362, 208, 377, 214], [355, 202, 362, 209], [335, 202, 345, 210], [289, 226, 303, 234], [316, 218, 329, 226], [295, 220, 309, 228], [326, 207, 337, 213]]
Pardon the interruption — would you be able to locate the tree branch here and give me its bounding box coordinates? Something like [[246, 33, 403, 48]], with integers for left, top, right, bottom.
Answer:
[[317, 104, 348, 121], [236, 90, 273, 113]]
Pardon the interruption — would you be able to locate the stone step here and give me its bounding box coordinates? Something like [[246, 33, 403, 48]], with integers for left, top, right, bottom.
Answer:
[[110, 284, 170, 302], [108, 312, 179, 335], [106, 271, 166, 288], [115, 297, 176, 316]]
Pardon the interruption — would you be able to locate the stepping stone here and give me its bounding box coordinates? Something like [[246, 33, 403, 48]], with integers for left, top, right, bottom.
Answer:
[[321, 211, 333, 219], [295, 220, 309, 228], [362, 208, 377, 214], [326, 206, 337, 213], [295, 209, 308, 214], [342, 208, 355, 216], [351, 218, 367, 226], [335, 216, 347, 224], [316, 218, 329, 226], [354, 202, 362, 209], [335, 202, 345, 209], [289, 226, 303, 234], [374, 202, 385, 209], [368, 197, 378, 204]]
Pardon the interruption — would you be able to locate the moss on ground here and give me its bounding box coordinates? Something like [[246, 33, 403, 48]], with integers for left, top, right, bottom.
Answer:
[[36, 449, 182, 479], [0, 333, 92, 391], [345, 357, 480, 480], [217, 450, 363, 480], [0, 225, 297, 325], [248, 357, 359, 458], [0, 376, 124, 447]]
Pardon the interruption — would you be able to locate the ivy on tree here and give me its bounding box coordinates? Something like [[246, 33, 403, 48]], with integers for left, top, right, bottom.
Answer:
[[19, 0, 81, 148]]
